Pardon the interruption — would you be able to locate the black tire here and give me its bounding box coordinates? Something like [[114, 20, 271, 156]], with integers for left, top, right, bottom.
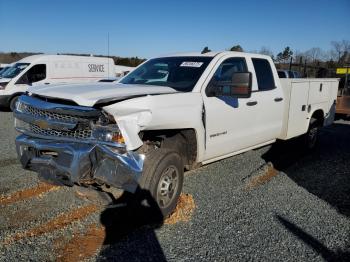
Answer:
[[9, 96, 19, 111], [302, 118, 319, 150], [138, 148, 184, 217]]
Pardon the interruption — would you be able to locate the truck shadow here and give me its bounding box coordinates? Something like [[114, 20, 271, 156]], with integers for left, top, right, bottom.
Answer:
[[97, 188, 167, 261], [261, 123, 350, 260], [262, 122, 350, 218], [276, 214, 350, 261], [0, 106, 11, 112]]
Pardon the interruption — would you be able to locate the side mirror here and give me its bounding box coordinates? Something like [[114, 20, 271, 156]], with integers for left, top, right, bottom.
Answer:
[[207, 72, 252, 98]]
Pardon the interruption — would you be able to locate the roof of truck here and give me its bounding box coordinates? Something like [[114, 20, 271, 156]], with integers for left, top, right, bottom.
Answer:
[[157, 51, 271, 60]]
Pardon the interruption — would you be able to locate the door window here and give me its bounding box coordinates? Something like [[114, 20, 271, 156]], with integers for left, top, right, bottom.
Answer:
[[252, 58, 275, 91], [16, 64, 46, 84], [206, 57, 247, 97], [212, 57, 247, 82]]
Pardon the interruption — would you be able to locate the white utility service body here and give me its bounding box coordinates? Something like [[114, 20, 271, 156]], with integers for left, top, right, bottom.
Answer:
[[14, 51, 339, 216], [0, 55, 115, 109]]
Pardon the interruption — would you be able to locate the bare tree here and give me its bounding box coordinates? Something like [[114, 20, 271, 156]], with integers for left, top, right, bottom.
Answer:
[[305, 47, 323, 63], [321, 50, 333, 61], [294, 50, 306, 63], [258, 46, 274, 58], [331, 41, 344, 62], [342, 40, 350, 53]]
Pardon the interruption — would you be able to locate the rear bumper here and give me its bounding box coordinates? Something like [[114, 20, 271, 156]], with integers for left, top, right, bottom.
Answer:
[[15, 134, 144, 193]]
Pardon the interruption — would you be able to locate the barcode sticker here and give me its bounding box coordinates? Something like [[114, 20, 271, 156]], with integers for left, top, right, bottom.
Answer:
[[180, 62, 203, 67]]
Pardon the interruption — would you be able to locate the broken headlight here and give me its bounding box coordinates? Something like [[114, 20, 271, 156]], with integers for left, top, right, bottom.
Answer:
[[91, 113, 125, 144]]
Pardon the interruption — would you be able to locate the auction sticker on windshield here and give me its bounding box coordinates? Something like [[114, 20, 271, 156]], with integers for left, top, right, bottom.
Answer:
[[180, 62, 203, 67]]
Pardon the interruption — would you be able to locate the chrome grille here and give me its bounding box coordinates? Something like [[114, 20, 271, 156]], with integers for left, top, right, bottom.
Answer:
[[15, 96, 99, 141], [18, 102, 87, 123], [29, 123, 92, 139]]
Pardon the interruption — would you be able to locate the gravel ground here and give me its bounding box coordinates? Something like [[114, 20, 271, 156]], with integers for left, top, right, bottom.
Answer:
[[0, 111, 349, 261]]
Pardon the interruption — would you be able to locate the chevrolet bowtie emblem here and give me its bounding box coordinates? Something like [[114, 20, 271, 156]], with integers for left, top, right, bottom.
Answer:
[[35, 120, 50, 129]]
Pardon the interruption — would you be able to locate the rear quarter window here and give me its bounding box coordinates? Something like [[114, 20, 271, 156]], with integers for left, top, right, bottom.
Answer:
[[252, 58, 275, 91]]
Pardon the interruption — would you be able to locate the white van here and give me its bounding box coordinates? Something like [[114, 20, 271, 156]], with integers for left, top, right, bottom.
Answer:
[[0, 63, 10, 70], [0, 55, 115, 109]]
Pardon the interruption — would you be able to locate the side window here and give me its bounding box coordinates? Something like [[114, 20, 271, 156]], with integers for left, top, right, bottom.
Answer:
[[252, 58, 275, 91], [16, 64, 46, 84], [212, 57, 247, 82], [278, 71, 286, 78]]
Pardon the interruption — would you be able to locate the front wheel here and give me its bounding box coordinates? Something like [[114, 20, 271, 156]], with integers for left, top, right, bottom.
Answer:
[[139, 149, 184, 217]]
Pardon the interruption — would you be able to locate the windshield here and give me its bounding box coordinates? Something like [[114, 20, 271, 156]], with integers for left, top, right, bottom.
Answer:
[[0, 67, 10, 77], [2, 63, 30, 79], [120, 56, 213, 92]]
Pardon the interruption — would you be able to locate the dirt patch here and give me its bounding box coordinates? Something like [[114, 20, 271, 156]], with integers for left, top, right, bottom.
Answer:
[[245, 162, 278, 190], [3, 204, 100, 245], [165, 193, 196, 225], [55, 224, 105, 262], [0, 182, 59, 206]]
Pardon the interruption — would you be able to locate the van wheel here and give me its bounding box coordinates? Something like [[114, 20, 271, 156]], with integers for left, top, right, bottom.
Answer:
[[302, 118, 319, 150], [138, 148, 184, 218], [9, 96, 19, 111]]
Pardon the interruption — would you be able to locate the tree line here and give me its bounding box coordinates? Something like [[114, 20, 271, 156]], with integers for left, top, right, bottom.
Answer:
[[2, 39, 349, 72]]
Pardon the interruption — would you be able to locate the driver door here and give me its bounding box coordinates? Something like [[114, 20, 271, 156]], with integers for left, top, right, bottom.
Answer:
[[202, 56, 262, 160], [16, 64, 47, 88]]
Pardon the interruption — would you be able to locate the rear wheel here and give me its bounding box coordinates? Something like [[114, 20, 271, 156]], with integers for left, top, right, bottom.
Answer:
[[9, 96, 19, 111], [302, 118, 319, 150], [139, 148, 184, 217]]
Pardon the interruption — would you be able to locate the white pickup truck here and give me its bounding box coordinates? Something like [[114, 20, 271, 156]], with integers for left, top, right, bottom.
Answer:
[[14, 51, 338, 216]]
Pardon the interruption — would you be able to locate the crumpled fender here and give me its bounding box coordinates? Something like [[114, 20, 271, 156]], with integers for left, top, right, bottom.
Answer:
[[102, 93, 204, 157], [112, 111, 152, 150]]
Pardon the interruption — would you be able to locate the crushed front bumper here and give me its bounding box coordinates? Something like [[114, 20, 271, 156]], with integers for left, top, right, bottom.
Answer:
[[16, 134, 144, 193]]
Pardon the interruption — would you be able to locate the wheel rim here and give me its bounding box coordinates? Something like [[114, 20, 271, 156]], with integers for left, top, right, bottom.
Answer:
[[156, 165, 179, 209], [308, 127, 318, 148]]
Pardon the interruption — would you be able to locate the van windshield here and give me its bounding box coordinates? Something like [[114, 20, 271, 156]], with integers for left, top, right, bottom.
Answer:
[[120, 57, 213, 92], [0, 67, 10, 77], [2, 63, 30, 79]]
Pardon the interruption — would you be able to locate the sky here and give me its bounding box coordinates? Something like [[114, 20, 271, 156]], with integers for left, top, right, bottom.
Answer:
[[0, 0, 349, 58]]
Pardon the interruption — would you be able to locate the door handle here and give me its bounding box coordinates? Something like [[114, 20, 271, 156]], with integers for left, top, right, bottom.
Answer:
[[44, 82, 50, 85], [246, 101, 258, 106], [274, 97, 283, 102]]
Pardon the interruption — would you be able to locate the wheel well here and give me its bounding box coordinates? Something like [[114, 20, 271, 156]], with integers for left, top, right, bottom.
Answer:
[[311, 109, 324, 126], [139, 129, 198, 170], [10, 93, 23, 100]]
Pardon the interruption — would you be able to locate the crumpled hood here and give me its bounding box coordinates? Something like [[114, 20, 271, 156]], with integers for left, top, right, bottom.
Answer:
[[28, 82, 178, 107]]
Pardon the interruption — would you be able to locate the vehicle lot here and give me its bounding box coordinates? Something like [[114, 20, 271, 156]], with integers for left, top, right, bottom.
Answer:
[[0, 111, 349, 261]]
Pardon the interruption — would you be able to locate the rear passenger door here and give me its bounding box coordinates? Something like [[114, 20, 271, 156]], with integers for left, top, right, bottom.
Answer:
[[251, 58, 284, 142]]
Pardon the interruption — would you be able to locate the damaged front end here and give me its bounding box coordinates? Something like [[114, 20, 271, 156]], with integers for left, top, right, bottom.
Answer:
[[14, 95, 144, 193]]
